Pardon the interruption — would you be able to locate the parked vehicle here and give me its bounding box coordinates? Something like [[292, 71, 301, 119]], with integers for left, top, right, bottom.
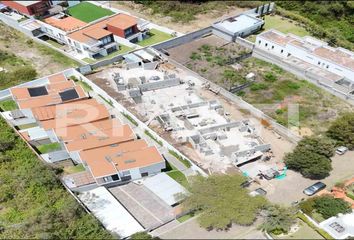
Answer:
[[336, 146, 348, 155], [303, 182, 326, 196]]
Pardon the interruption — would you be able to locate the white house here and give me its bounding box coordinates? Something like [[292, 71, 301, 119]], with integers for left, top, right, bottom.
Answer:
[[255, 29, 354, 84]]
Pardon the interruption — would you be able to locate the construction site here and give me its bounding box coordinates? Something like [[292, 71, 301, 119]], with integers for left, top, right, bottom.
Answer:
[[87, 48, 293, 174]]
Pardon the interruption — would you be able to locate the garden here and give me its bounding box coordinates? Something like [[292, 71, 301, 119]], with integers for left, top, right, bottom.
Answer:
[[137, 29, 173, 47]]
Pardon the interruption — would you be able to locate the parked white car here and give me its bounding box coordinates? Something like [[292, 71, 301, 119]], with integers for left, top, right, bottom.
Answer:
[[336, 146, 348, 155]]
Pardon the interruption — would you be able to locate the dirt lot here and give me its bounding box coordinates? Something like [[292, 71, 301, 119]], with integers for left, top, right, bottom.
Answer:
[[168, 36, 353, 134], [109, 1, 247, 33], [168, 35, 252, 90], [0, 22, 79, 77]]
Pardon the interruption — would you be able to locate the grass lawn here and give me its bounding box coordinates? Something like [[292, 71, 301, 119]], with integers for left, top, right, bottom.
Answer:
[[37, 142, 61, 154], [83, 44, 134, 64], [46, 39, 64, 48], [64, 164, 86, 174], [76, 80, 92, 92], [67, 2, 114, 23], [177, 212, 195, 223], [167, 170, 189, 188], [246, 15, 310, 43], [0, 99, 18, 111], [275, 219, 324, 239], [264, 15, 309, 36], [17, 123, 38, 130], [138, 29, 173, 47]]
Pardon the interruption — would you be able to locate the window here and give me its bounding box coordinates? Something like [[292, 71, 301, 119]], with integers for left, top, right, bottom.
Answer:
[[121, 175, 132, 181], [141, 172, 149, 177], [111, 174, 119, 181], [265, 43, 268, 47], [287, 53, 291, 57], [103, 176, 112, 182], [74, 41, 81, 49], [318, 61, 321, 65], [68, 39, 72, 44], [124, 27, 134, 37], [281, 49, 284, 53], [326, 65, 329, 69], [271, 45, 274, 49], [258, 40, 261, 44]]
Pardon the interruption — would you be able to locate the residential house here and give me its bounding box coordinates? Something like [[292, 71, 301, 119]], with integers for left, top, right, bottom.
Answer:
[[1, 0, 51, 17], [256, 29, 354, 86], [67, 13, 146, 59]]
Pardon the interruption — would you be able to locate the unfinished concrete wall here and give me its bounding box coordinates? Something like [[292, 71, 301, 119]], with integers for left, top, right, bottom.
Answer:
[[138, 78, 181, 92]]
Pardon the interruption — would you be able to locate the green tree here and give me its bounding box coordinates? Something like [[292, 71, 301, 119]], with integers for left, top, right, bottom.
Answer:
[[314, 196, 351, 219], [285, 148, 331, 179], [260, 205, 296, 235], [182, 174, 267, 230], [297, 136, 335, 158], [327, 113, 354, 150]]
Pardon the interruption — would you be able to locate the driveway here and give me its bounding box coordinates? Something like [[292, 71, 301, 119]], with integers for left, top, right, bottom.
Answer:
[[323, 151, 354, 187]]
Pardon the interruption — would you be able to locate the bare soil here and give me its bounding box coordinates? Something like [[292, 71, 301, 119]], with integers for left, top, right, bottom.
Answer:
[[110, 1, 247, 33], [0, 22, 78, 77]]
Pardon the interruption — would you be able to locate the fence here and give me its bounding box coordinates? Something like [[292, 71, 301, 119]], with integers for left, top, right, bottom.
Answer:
[[152, 27, 213, 51], [236, 37, 255, 50], [167, 57, 302, 144], [72, 70, 208, 177]]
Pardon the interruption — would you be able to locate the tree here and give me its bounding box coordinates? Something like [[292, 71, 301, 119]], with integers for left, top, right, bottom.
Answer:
[[297, 136, 335, 158], [260, 205, 296, 235], [285, 148, 332, 179], [314, 195, 351, 219], [327, 113, 354, 150], [182, 174, 267, 230]]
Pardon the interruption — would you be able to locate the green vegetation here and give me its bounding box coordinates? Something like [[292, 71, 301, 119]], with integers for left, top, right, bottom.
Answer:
[[300, 196, 352, 220], [83, 45, 134, 64], [137, 29, 173, 47], [0, 50, 38, 90], [177, 212, 195, 223], [71, 76, 93, 92], [166, 170, 189, 189], [35, 43, 80, 68], [260, 205, 296, 235], [133, 1, 259, 23], [277, 1, 354, 50], [121, 112, 138, 126], [0, 99, 17, 111], [168, 149, 191, 168], [144, 130, 163, 146], [37, 142, 61, 154], [273, 218, 324, 239], [64, 164, 86, 174], [296, 213, 333, 239], [263, 14, 310, 37], [327, 112, 354, 150], [284, 136, 335, 179], [234, 57, 353, 133], [130, 231, 156, 240], [0, 118, 112, 238], [45, 39, 63, 48], [98, 94, 114, 107], [67, 2, 114, 23], [182, 174, 266, 230], [17, 123, 38, 130]]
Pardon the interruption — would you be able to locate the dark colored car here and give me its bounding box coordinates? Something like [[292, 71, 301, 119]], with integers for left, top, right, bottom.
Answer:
[[303, 182, 326, 196]]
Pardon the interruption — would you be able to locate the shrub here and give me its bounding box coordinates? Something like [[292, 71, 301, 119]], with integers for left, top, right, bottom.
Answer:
[[250, 83, 268, 91], [263, 72, 277, 82], [299, 198, 316, 216], [190, 52, 201, 60], [327, 112, 354, 150], [314, 196, 351, 219]]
